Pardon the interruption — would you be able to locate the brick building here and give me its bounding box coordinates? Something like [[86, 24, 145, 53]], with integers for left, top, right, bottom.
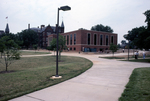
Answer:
[[48, 29, 117, 52], [29, 21, 64, 48]]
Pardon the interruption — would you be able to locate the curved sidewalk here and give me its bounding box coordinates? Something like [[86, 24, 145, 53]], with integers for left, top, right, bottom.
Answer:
[[9, 53, 150, 101]]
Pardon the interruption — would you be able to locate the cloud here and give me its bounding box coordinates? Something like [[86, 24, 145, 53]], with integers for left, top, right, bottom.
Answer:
[[0, 0, 150, 43]]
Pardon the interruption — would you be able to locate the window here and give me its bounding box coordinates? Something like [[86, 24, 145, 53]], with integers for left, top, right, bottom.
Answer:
[[47, 32, 51, 36], [67, 35, 69, 45], [88, 33, 90, 45], [106, 35, 108, 46], [94, 34, 97, 45], [111, 36, 114, 44], [70, 34, 72, 45], [74, 34, 76, 45], [70, 47, 72, 50], [100, 35, 103, 45], [74, 48, 76, 50]]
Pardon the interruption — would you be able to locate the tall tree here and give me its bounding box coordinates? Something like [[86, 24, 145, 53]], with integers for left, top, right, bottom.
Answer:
[[124, 10, 150, 50], [33, 44, 38, 53], [17, 30, 38, 49], [0, 36, 20, 72], [109, 43, 118, 56], [144, 10, 150, 29], [1, 33, 23, 48], [124, 26, 146, 41], [91, 24, 113, 33], [49, 34, 67, 60], [0, 39, 5, 58]]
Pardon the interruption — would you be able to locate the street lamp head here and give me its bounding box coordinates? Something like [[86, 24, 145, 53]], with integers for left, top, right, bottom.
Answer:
[[59, 6, 71, 11]]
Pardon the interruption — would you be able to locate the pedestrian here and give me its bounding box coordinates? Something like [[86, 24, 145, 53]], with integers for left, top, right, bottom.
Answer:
[[136, 51, 139, 59], [134, 51, 137, 59], [143, 51, 146, 59], [123, 49, 124, 53]]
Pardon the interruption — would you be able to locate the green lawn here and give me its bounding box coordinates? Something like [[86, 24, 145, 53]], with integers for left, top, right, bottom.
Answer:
[[124, 59, 150, 63], [0, 56, 92, 101], [99, 57, 125, 59], [19, 50, 51, 55], [119, 67, 150, 101]]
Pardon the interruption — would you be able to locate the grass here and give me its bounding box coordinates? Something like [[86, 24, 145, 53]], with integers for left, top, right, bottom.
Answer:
[[123, 59, 150, 63], [99, 56, 125, 59], [0, 56, 92, 101], [119, 67, 150, 101], [19, 50, 51, 55]]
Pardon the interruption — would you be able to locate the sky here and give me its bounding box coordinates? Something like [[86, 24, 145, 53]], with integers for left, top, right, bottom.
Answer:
[[0, 0, 150, 44]]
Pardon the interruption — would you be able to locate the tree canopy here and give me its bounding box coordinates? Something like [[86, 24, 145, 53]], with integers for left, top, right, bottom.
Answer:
[[49, 34, 67, 51], [144, 10, 150, 29], [0, 36, 20, 71], [91, 24, 113, 33], [124, 10, 150, 50], [17, 29, 39, 49], [109, 43, 118, 56]]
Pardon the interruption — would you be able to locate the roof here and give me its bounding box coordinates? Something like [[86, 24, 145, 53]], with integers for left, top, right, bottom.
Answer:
[[0, 30, 4, 35], [30, 26, 49, 33], [29, 24, 63, 33], [62, 29, 117, 35]]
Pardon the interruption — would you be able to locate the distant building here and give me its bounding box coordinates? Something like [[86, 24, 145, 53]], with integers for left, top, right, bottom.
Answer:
[[48, 29, 118, 52], [0, 30, 4, 35], [0, 23, 9, 37], [29, 21, 64, 48]]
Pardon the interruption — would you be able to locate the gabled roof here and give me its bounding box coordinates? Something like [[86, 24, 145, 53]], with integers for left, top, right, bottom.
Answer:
[[30, 25, 56, 33], [30, 28, 41, 33]]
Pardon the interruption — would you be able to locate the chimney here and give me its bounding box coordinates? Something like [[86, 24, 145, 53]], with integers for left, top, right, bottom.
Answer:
[[28, 24, 30, 29], [41, 25, 45, 29]]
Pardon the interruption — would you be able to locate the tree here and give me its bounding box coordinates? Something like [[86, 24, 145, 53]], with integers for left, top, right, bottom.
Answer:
[[33, 44, 38, 53], [91, 24, 113, 33], [109, 43, 118, 56], [17, 29, 38, 49], [49, 34, 67, 60], [124, 10, 150, 50], [134, 29, 150, 49], [124, 26, 146, 41], [0, 36, 20, 72], [0, 39, 5, 58], [144, 10, 150, 29], [1, 33, 23, 48], [47, 46, 51, 53]]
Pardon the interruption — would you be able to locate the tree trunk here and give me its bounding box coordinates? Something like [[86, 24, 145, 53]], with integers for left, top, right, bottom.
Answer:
[[59, 51, 61, 61], [6, 63, 8, 72]]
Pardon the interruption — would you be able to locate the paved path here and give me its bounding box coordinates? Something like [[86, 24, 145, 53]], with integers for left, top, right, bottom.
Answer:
[[9, 52, 150, 101]]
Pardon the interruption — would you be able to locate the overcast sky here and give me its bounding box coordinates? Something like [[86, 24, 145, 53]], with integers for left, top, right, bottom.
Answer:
[[0, 0, 150, 43]]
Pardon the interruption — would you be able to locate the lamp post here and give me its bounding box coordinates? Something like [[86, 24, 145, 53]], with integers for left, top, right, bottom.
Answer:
[[55, 6, 71, 77]]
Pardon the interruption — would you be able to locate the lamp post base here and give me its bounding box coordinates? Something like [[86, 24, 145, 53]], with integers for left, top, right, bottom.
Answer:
[[50, 76, 62, 79]]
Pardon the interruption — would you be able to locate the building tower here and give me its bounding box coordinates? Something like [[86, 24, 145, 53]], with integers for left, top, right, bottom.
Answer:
[[5, 23, 10, 33], [61, 21, 64, 33]]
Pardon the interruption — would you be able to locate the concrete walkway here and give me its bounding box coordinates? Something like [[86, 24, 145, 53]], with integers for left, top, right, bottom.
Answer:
[[9, 52, 150, 101]]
